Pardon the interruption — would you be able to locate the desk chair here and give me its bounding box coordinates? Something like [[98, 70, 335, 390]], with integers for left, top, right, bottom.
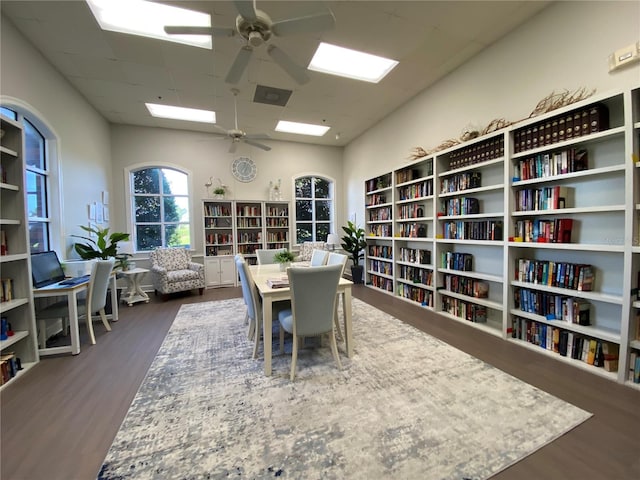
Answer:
[[278, 264, 343, 380], [37, 258, 115, 347], [256, 248, 285, 265]]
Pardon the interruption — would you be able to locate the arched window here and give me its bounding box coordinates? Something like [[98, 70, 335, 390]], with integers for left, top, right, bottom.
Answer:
[[1, 105, 58, 253], [294, 175, 335, 244], [128, 166, 192, 251]]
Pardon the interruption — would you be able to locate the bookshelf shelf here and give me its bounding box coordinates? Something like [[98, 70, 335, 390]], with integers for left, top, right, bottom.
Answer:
[[362, 86, 640, 387]]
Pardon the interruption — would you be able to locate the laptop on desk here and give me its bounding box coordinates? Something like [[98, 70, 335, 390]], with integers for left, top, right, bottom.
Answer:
[[31, 251, 90, 289]]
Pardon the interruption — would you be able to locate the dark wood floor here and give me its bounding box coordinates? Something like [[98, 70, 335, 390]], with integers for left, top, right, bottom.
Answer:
[[1, 285, 639, 480]]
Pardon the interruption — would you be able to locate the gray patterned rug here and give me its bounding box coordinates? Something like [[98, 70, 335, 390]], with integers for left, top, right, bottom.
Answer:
[[98, 298, 591, 480]]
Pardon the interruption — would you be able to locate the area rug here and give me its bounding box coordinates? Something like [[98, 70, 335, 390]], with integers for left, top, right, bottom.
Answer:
[[98, 298, 591, 480]]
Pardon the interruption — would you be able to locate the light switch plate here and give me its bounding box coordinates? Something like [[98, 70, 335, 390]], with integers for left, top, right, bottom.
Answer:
[[608, 41, 640, 72]]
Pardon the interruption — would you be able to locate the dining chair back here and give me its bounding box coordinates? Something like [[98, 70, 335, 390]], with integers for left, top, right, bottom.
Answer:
[[256, 248, 286, 265], [325, 252, 349, 340], [278, 264, 343, 380], [309, 249, 329, 266]]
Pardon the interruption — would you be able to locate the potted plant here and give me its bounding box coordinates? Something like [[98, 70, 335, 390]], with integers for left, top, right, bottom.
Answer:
[[341, 221, 367, 284], [273, 249, 295, 271], [213, 186, 226, 199], [72, 225, 130, 267]]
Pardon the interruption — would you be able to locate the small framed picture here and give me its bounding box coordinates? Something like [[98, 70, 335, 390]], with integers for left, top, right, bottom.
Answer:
[[103, 205, 110, 222], [102, 191, 109, 204], [95, 202, 104, 223], [88, 203, 96, 221]]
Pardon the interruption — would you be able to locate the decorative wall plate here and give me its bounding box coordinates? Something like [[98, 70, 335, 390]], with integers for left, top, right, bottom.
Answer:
[[231, 156, 257, 183]]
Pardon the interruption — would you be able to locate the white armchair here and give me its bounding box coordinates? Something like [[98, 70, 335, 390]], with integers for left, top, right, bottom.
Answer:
[[149, 247, 205, 300]]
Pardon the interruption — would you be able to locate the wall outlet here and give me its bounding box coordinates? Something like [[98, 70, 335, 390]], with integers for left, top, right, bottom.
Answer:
[[608, 41, 640, 72]]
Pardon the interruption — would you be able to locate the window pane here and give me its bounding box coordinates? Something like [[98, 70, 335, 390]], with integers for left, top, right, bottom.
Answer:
[[134, 168, 160, 194], [0, 107, 17, 120], [164, 196, 188, 222], [24, 119, 45, 170], [25, 171, 47, 218], [135, 196, 160, 222], [296, 224, 312, 244], [162, 168, 188, 195], [136, 225, 161, 251], [314, 178, 330, 198], [315, 200, 331, 221], [165, 224, 190, 248], [295, 177, 312, 198], [29, 222, 49, 252], [316, 223, 330, 241], [296, 200, 312, 221]]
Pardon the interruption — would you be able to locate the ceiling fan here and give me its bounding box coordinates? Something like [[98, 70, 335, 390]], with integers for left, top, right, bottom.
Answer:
[[214, 88, 271, 153], [164, 0, 335, 85]]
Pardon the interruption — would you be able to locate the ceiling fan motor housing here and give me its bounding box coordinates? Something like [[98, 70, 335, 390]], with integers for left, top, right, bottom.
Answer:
[[236, 10, 273, 46]]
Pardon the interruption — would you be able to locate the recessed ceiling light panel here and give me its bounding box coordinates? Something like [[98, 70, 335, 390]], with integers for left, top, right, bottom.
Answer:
[[308, 42, 398, 83], [146, 103, 216, 123], [275, 121, 330, 137], [86, 0, 212, 49]]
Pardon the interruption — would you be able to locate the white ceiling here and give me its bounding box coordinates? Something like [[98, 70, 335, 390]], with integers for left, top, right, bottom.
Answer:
[[1, 0, 551, 148]]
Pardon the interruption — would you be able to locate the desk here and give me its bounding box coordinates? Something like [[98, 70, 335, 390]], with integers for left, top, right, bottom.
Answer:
[[248, 263, 353, 376], [120, 267, 150, 306], [34, 274, 119, 356]]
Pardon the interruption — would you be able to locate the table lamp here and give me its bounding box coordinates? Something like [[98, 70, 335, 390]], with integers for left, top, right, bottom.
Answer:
[[326, 233, 341, 251]]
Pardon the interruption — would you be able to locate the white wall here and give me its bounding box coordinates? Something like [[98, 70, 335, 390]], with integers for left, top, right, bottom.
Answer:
[[110, 125, 343, 254], [343, 0, 640, 226], [0, 16, 112, 259]]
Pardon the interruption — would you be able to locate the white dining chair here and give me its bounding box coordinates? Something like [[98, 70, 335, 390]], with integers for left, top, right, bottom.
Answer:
[[256, 248, 285, 265], [326, 252, 348, 341], [309, 249, 329, 266]]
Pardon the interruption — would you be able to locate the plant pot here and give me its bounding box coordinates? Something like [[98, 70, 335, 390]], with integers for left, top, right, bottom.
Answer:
[[350, 265, 364, 284], [279, 262, 291, 272]]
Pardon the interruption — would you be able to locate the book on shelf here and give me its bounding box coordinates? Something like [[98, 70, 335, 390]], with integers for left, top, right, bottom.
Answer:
[[601, 342, 619, 372], [0, 230, 6, 255]]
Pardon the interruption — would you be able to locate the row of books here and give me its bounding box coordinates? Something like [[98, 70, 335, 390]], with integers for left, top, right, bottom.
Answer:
[[368, 207, 391, 221], [398, 265, 433, 286], [397, 284, 433, 305], [441, 296, 487, 323], [628, 351, 640, 383], [365, 175, 392, 193], [265, 207, 288, 217], [366, 193, 387, 206], [397, 180, 434, 201], [398, 223, 428, 238], [368, 244, 393, 259], [0, 278, 13, 303], [205, 233, 232, 245], [203, 204, 231, 217], [442, 274, 489, 298], [204, 217, 232, 228], [441, 251, 473, 271], [514, 186, 573, 212], [396, 165, 433, 184], [513, 148, 588, 180], [398, 247, 430, 265], [236, 205, 261, 217], [266, 232, 288, 242], [205, 246, 233, 256], [368, 224, 392, 237], [513, 218, 573, 243], [441, 197, 480, 216], [515, 259, 594, 291], [368, 260, 392, 276], [514, 287, 591, 325], [511, 317, 618, 371], [369, 274, 393, 292], [513, 103, 609, 153], [0, 352, 22, 385], [440, 171, 481, 194], [265, 219, 288, 227], [398, 203, 427, 220], [236, 218, 261, 228], [447, 136, 504, 169], [441, 220, 503, 241]]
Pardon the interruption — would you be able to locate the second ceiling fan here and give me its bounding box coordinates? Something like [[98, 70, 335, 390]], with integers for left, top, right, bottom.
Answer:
[[214, 88, 271, 153], [164, 0, 335, 85]]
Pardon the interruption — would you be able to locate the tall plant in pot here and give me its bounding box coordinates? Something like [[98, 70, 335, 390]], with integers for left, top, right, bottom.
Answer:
[[340, 221, 367, 284]]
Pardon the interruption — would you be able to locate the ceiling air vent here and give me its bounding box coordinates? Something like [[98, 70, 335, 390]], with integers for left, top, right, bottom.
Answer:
[[253, 85, 292, 107]]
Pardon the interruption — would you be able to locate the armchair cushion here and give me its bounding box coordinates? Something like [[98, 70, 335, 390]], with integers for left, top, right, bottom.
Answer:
[[295, 242, 326, 262]]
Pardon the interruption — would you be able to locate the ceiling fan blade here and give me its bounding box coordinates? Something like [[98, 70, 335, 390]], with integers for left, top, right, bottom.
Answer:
[[213, 124, 231, 135], [244, 133, 270, 140], [266, 44, 310, 85], [244, 139, 271, 151], [228, 141, 238, 154], [271, 10, 336, 37], [225, 46, 253, 84], [211, 26, 236, 37], [233, 0, 257, 22], [164, 26, 211, 35]]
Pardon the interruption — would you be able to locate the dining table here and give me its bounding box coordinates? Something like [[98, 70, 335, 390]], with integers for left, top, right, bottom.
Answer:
[[248, 263, 354, 376]]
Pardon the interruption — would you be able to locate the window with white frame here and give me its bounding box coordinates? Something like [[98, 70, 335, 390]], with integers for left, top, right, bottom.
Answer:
[[129, 166, 192, 251], [294, 175, 334, 244], [1, 106, 53, 253]]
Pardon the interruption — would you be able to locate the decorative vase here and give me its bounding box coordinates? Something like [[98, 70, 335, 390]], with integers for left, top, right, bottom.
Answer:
[[279, 262, 290, 272]]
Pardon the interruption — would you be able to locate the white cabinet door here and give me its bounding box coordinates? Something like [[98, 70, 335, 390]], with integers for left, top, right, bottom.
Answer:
[[205, 257, 236, 287], [219, 257, 237, 286]]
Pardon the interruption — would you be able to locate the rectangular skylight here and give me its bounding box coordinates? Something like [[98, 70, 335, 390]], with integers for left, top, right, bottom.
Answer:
[[146, 104, 216, 124], [86, 0, 212, 49], [275, 121, 330, 137], [308, 42, 399, 83]]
